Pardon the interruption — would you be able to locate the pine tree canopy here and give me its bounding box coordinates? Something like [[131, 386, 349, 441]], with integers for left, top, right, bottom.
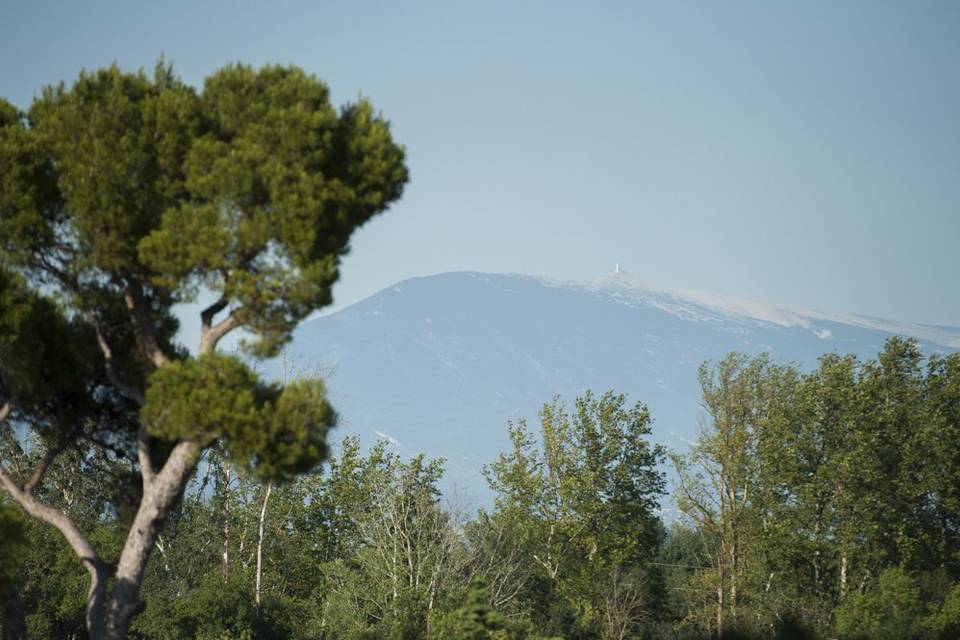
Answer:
[[0, 60, 407, 467], [0, 61, 407, 639]]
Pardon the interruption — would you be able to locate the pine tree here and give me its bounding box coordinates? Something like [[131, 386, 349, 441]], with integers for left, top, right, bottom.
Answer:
[[0, 61, 407, 639]]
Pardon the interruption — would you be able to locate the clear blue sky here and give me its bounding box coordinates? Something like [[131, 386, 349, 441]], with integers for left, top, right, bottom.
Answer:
[[3, 1, 959, 340]]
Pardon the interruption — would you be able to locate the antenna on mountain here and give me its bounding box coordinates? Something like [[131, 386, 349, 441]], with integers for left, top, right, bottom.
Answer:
[[614, 263, 622, 274]]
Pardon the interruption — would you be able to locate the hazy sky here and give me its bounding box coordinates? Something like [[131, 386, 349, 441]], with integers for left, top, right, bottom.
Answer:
[[3, 1, 959, 344]]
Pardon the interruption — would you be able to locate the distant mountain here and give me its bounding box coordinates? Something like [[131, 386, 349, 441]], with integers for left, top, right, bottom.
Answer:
[[279, 271, 960, 504]]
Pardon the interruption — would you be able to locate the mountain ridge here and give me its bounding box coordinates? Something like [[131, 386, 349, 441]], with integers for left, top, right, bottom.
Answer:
[[512, 270, 960, 347], [282, 270, 959, 503]]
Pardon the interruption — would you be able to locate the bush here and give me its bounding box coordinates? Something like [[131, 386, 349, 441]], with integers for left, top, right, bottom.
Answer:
[[835, 568, 926, 640], [922, 582, 960, 640]]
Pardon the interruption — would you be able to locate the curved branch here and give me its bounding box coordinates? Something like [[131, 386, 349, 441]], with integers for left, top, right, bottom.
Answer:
[[122, 283, 170, 369], [200, 308, 243, 355], [94, 325, 145, 406], [94, 325, 155, 488], [23, 445, 61, 495], [201, 296, 229, 330], [0, 404, 105, 579]]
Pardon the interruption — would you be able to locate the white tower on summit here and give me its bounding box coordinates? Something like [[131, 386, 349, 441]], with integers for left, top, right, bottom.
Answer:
[[614, 263, 622, 274]]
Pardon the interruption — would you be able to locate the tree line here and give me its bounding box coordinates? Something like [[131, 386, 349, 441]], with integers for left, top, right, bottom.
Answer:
[[1, 338, 958, 639]]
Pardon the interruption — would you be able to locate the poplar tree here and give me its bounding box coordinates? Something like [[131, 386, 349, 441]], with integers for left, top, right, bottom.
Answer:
[[0, 61, 407, 639], [485, 391, 666, 638]]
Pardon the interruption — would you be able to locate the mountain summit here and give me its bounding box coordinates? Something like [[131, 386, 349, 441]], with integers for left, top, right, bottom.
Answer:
[[283, 271, 959, 502]]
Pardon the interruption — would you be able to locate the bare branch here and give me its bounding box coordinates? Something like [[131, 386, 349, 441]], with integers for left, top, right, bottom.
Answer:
[[0, 442, 114, 634], [23, 445, 61, 495], [94, 325, 145, 406], [136, 427, 157, 490], [122, 284, 170, 369], [93, 325, 155, 487], [0, 454, 103, 576], [108, 438, 203, 621]]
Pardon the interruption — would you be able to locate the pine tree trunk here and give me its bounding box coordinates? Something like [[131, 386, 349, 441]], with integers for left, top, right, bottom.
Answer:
[[88, 441, 201, 640]]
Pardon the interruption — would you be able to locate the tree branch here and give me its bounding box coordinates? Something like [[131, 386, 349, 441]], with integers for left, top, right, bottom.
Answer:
[[122, 283, 170, 369], [201, 296, 229, 330], [199, 308, 243, 355], [94, 325, 156, 488], [137, 427, 157, 490], [0, 404, 104, 577], [94, 325, 145, 406], [23, 445, 61, 495]]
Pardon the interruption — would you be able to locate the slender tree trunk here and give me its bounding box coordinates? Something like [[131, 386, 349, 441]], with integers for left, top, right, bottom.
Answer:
[[840, 554, 848, 599], [221, 463, 232, 583], [716, 577, 724, 640], [729, 532, 737, 622], [91, 304, 233, 638], [812, 517, 821, 586], [717, 474, 726, 639], [255, 482, 272, 607]]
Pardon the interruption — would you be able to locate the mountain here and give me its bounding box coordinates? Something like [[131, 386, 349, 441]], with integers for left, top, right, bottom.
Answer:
[[280, 271, 960, 504]]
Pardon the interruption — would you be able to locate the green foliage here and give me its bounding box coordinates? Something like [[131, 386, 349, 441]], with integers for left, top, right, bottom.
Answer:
[[141, 354, 261, 445], [1, 56, 406, 462], [3, 325, 958, 640], [835, 568, 926, 640], [0, 267, 103, 427], [487, 391, 665, 567], [139, 63, 408, 356], [485, 390, 666, 639], [673, 339, 960, 639], [22, 64, 198, 274], [922, 581, 960, 640], [141, 355, 336, 481], [14, 516, 125, 638], [313, 440, 461, 640], [0, 500, 26, 586], [1, 59, 407, 637], [132, 573, 296, 640], [254, 379, 336, 481], [427, 580, 557, 640]]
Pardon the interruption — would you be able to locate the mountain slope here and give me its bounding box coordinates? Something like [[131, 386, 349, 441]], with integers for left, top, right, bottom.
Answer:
[[281, 271, 959, 503]]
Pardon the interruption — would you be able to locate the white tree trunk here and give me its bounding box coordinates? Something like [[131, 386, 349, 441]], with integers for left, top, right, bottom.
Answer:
[[255, 482, 272, 607]]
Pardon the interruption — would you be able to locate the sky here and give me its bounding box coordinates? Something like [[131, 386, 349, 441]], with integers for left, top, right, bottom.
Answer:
[[2, 1, 959, 351]]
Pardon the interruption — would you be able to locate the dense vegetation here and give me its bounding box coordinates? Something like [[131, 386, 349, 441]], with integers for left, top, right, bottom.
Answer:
[[1, 338, 957, 639], [0, 60, 958, 640], [0, 60, 406, 638]]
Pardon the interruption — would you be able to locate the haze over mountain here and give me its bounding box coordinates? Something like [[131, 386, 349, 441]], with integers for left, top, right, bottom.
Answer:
[[280, 270, 960, 503]]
